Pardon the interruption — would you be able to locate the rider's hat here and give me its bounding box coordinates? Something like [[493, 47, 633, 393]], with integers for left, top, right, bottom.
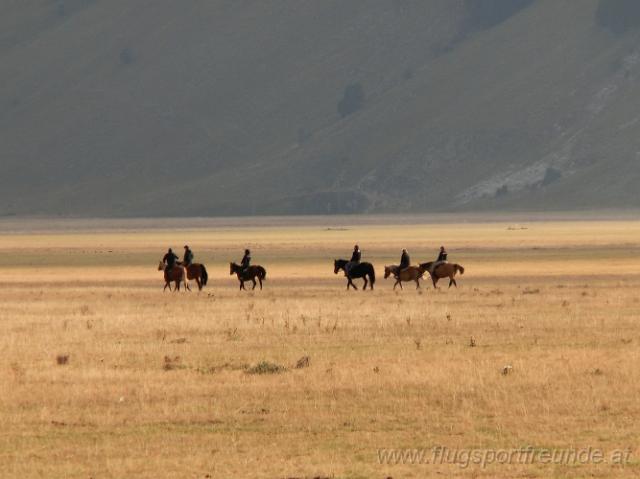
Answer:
[[184, 245, 189, 249]]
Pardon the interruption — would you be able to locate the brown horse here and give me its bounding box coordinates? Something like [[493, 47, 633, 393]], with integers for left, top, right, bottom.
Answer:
[[157, 261, 187, 291], [180, 263, 209, 291], [420, 262, 465, 288], [230, 262, 267, 290], [384, 264, 426, 290]]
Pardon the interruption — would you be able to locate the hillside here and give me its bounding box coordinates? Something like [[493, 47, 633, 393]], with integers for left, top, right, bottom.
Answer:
[[1, 0, 640, 216]]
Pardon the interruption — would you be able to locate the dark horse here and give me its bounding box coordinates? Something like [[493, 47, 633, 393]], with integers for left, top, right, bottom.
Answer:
[[181, 263, 209, 291], [158, 261, 187, 291], [334, 259, 376, 291], [420, 262, 465, 288], [229, 262, 267, 290]]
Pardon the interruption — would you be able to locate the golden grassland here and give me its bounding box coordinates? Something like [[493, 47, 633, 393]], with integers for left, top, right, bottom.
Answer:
[[1, 218, 640, 478]]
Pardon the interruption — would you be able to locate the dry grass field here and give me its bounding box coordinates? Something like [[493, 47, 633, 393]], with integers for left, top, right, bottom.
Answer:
[[1, 217, 640, 478]]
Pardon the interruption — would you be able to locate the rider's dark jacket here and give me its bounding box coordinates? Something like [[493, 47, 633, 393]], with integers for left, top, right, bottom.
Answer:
[[437, 250, 448, 262], [163, 251, 179, 269], [399, 251, 410, 270], [350, 249, 361, 263], [183, 249, 194, 266], [241, 253, 251, 270]]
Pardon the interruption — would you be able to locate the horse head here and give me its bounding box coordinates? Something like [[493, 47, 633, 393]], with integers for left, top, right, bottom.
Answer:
[[158, 261, 164, 271], [334, 259, 346, 274], [420, 262, 433, 271], [384, 265, 399, 279], [229, 262, 237, 275]]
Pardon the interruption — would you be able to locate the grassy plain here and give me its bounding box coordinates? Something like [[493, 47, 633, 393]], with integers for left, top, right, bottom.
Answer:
[[1, 217, 640, 478]]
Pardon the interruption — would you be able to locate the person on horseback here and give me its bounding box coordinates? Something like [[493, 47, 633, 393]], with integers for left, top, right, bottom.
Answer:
[[163, 248, 179, 275], [240, 249, 251, 275], [397, 248, 410, 278], [183, 245, 194, 267], [344, 244, 361, 276], [430, 245, 448, 274]]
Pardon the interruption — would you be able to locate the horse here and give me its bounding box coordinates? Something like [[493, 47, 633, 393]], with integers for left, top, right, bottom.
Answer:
[[420, 261, 465, 288], [157, 261, 187, 291], [384, 264, 426, 290], [333, 259, 376, 291], [229, 262, 267, 290], [180, 262, 209, 291]]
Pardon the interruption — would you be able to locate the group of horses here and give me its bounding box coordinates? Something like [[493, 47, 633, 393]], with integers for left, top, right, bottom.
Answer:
[[158, 257, 464, 292], [157, 260, 266, 291], [333, 258, 464, 291]]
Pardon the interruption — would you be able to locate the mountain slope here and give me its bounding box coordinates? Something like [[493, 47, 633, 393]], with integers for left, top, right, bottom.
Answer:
[[1, 0, 639, 216]]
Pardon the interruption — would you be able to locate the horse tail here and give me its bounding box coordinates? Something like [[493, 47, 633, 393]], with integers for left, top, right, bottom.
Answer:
[[260, 266, 267, 280], [369, 265, 375, 285], [201, 265, 208, 286], [455, 264, 465, 275]]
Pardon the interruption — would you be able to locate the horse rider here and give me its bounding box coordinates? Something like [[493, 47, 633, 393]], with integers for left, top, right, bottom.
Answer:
[[163, 248, 179, 275], [345, 244, 361, 276], [183, 245, 194, 267], [240, 249, 251, 275], [397, 248, 410, 278], [430, 245, 448, 274]]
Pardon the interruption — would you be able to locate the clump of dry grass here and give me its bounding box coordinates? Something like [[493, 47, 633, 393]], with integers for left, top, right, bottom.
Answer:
[[197, 363, 249, 375], [246, 361, 286, 375], [163, 355, 182, 371], [225, 328, 240, 341], [295, 356, 310, 369], [56, 354, 69, 365]]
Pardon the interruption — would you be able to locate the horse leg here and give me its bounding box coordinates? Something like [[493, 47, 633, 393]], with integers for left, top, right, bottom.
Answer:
[[348, 278, 357, 290], [259, 277, 263, 290], [451, 276, 457, 288], [363, 277, 368, 291], [163, 282, 169, 292], [239, 280, 244, 291], [251, 278, 257, 290], [196, 278, 202, 291], [416, 278, 420, 289]]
